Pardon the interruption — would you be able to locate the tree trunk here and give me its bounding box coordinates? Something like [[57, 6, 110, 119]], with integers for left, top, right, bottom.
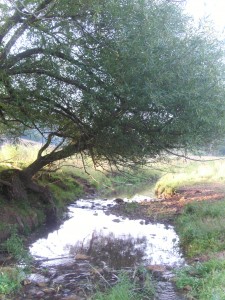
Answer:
[[21, 141, 83, 179], [1, 169, 28, 202], [0, 142, 84, 223], [0, 168, 57, 224]]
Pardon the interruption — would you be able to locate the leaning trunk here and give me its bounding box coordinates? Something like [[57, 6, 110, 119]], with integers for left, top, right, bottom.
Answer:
[[22, 141, 82, 179], [0, 142, 83, 223]]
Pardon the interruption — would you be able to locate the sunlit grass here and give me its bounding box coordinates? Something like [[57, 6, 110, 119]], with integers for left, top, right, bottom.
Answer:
[[0, 143, 40, 169], [155, 158, 225, 197]]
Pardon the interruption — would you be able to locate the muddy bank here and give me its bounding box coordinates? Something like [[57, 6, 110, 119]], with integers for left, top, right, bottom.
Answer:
[[108, 183, 225, 224], [0, 175, 96, 243]]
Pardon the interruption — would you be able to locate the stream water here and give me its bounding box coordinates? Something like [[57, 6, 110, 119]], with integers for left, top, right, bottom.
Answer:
[[25, 196, 186, 299], [31, 198, 184, 267]]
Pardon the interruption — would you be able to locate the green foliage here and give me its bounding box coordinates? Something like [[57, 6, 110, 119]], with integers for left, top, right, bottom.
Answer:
[[176, 200, 225, 257], [92, 270, 154, 300], [38, 172, 83, 207], [3, 229, 32, 264], [0, 0, 225, 176], [99, 168, 160, 198], [0, 267, 24, 295], [176, 260, 225, 299]]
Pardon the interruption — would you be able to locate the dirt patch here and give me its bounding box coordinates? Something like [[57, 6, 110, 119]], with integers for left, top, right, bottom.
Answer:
[[110, 183, 225, 223]]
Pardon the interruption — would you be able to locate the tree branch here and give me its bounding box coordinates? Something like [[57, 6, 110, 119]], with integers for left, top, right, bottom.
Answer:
[[37, 133, 54, 158]]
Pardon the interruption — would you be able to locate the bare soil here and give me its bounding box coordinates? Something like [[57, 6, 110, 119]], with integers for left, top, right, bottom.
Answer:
[[110, 182, 225, 223]]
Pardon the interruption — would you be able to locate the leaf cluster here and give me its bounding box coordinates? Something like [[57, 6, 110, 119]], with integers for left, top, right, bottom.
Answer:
[[0, 0, 225, 169]]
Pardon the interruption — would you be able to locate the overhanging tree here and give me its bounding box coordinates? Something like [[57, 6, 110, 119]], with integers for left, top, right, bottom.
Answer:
[[0, 0, 225, 204]]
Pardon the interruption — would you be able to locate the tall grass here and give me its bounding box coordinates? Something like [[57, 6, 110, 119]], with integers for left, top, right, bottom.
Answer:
[[155, 158, 225, 197], [176, 259, 225, 300], [92, 270, 154, 300], [175, 196, 225, 299], [0, 267, 25, 295], [0, 143, 40, 169], [0, 229, 32, 295], [176, 200, 225, 257]]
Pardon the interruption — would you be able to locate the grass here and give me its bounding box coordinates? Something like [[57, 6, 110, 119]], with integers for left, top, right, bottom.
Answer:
[[37, 171, 83, 207], [2, 228, 32, 264], [155, 158, 225, 197], [0, 267, 25, 295], [0, 142, 41, 169], [175, 200, 225, 299], [176, 259, 225, 300], [62, 161, 160, 198], [175, 200, 225, 257], [92, 270, 154, 300], [0, 229, 32, 296]]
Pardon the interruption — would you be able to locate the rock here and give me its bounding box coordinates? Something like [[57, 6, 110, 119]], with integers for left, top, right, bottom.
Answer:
[[27, 273, 50, 284], [146, 265, 167, 273], [114, 198, 124, 204], [112, 218, 121, 223], [53, 274, 67, 284], [42, 288, 55, 294], [61, 295, 83, 300], [22, 279, 31, 285], [35, 290, 45, 298], [28, 287, 45, 297], [75, 253, 90, 260], [37, 282, 48, 288], [183, 285, 192, 291]]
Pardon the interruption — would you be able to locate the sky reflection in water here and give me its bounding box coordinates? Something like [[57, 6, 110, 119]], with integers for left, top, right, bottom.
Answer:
[[30, 199, 184, 267]]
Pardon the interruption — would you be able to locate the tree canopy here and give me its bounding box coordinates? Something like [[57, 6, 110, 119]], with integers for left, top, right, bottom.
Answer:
[[0, 0, 225, 178]]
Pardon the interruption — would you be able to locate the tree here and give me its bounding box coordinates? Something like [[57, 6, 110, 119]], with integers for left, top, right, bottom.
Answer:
[[0, 0, 225, 206]]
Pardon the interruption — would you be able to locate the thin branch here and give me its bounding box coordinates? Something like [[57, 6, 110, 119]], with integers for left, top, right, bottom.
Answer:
[[165, 149, 225, 162], [8, 68, 90, 93], [37, 133, 53, 158]]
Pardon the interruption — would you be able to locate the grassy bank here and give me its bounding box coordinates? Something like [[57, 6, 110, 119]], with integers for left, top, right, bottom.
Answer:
[[0, 143, 160, 297], [174, 200, 225, 299], [176, 200, 225, 258], [2, 143, 225, 299], [175, 202, 225, 299], [155, 157, 225, 197], [127, 156, 225, 299]]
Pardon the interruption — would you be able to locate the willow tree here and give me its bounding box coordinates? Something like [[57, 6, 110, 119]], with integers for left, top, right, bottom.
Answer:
[[0, 0, 225, 203]]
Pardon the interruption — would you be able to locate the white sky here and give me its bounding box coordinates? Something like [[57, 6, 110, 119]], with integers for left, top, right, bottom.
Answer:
[[185, 0, 225, 34]]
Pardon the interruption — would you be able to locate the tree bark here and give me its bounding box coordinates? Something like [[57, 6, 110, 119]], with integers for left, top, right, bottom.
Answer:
[[21, 141, 84, 179], [0, 141, 86, 223]]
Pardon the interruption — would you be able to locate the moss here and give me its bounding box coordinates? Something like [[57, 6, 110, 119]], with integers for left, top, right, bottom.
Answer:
[[38, 172, 83, 208]]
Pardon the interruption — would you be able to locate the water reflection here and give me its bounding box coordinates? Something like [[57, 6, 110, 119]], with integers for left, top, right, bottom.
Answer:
[[30, 199, 184, 267], [66, 231, 147, 269]]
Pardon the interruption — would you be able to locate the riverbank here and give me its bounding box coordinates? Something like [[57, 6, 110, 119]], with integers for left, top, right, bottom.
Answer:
[[2, 182, 225, 300], [110, 182, 225, 299], [4, 197, 184, 300], [1, 149, 225, 299]]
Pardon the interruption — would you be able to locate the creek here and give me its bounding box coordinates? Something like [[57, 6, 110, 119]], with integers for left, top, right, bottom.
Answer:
[[20, 195, 187, 299]]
